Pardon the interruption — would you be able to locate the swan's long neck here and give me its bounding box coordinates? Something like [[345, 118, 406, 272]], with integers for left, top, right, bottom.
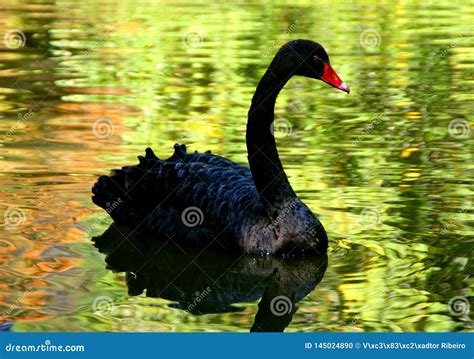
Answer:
[[246, 64, 297, 216]]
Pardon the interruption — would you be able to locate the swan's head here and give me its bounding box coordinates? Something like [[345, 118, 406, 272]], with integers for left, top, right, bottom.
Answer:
[[275, 39, 349, 93]]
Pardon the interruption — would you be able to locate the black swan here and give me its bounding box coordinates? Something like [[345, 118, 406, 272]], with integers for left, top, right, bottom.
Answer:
[[93, 224, 328, 332], [92, 39, 349, 256]]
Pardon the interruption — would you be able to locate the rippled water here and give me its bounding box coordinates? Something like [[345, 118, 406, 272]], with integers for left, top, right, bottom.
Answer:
[[0, 0, 472, 332]]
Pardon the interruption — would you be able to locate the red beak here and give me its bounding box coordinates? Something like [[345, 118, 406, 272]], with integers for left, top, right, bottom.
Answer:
[[320, 62, 350, 93]]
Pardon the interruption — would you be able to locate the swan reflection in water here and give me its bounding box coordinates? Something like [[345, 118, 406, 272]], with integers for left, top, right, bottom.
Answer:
[[93, 224, 327, 332]]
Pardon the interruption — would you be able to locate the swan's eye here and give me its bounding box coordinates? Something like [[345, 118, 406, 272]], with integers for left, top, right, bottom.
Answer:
[[313, 55, 322, 62]]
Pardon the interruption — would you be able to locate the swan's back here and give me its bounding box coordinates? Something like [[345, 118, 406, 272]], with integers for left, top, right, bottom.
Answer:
[[92, 144, 267, 250]]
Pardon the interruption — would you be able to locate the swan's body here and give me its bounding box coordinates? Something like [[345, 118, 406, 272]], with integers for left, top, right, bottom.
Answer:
[[92, 39, 349, 256]]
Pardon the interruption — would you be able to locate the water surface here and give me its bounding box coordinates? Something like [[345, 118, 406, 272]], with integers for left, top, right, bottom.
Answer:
[[0, 0, 472, 332]]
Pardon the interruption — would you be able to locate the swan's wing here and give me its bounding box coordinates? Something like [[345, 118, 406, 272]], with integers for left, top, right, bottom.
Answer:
[[92, 144, 267, 249]]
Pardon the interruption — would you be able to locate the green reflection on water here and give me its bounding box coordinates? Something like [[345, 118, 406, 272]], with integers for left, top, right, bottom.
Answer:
[[0, 0, 472, 332]]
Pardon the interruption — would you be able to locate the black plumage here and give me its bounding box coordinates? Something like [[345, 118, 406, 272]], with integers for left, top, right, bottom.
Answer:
[[92, 40, 350, 256]]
